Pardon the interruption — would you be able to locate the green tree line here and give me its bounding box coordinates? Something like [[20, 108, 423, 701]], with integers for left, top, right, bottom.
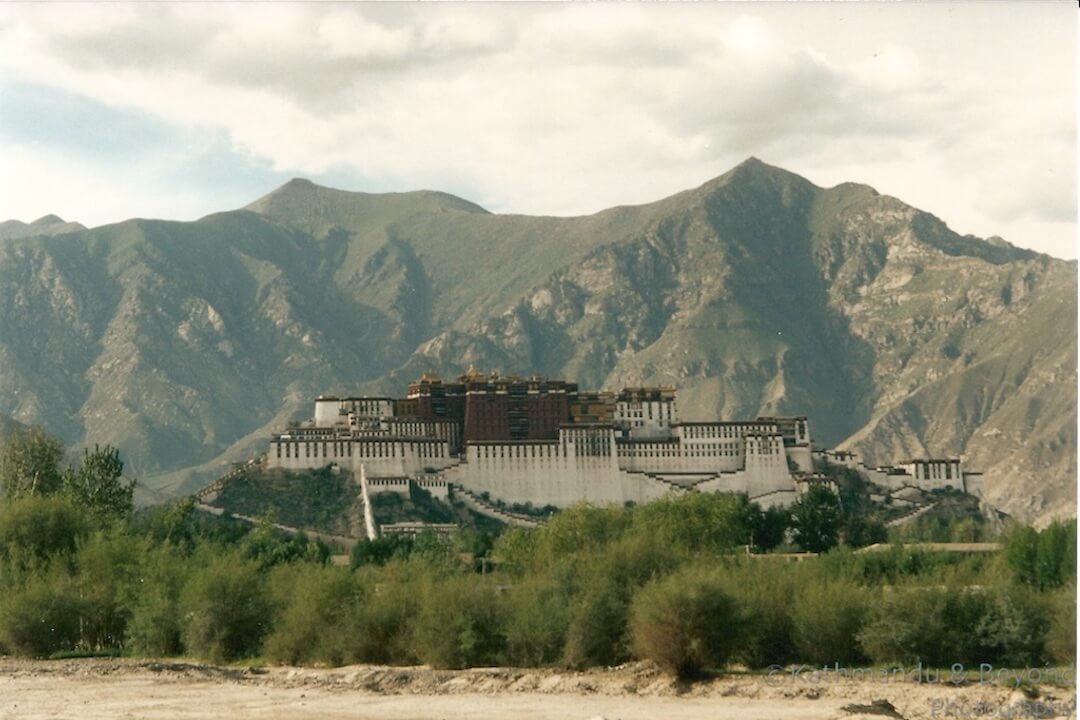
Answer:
[[0, 428, 1073, 679]]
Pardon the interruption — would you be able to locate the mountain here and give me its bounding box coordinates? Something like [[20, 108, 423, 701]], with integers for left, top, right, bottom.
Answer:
[[0, 159, 1073, 523], [0, 215, 86, 240]]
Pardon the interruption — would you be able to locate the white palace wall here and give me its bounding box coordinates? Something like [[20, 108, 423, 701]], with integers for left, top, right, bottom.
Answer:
[[269, 416, 806, 509], [440, 439, 676, 507], [269, 436, 457, 476]]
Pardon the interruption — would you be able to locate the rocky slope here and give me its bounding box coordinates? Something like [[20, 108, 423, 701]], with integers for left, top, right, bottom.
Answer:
[[0, 160, 1073, 522]]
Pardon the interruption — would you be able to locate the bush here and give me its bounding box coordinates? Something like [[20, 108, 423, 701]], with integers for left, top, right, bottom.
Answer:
[[265, 564, 362, 665], [967, 585, 1049, 668], [858, 583, 1050, 667], [124, 545, 189, 657], [529, 504, 631, 569], [1005, 519, 1077, 590], [72, 531, 142, 651], [722, 561, 795, 668], [858, 586, 952, 666], [0, 495, 88, 570], [411, 572, 505, 669], [348, 564, 419, 664], [1045, 583, 1076, 665], [0, 570, 81, 657], [629, 564, 740, 679], [562, 578, 629, 669], [791, 577, 871, 664], [179, 550, 270, 662], [631, 493, 756, 555], [502, 575, 571, 667], [350, 535, 414, 569]]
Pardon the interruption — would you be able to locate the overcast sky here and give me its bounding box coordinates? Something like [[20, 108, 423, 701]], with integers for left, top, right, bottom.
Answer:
[[0, 3, 1075, 258]]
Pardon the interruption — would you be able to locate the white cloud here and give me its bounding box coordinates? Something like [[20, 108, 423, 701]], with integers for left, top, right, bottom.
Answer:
[[0, 3, 1074, 257]]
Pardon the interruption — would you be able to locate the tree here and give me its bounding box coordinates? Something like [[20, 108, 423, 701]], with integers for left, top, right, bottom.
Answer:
[[842, 513, 887, 549], [63, 445, 135, 523], [0, 426, 65, 501], [0, 494, 89, 569], [751, 504, 790, 551], [790, 485, 842, 553]]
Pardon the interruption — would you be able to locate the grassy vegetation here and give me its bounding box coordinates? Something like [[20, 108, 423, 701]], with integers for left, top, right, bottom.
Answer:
[[0, 488, 1074, 678], [212, 467, 358, 535], [0, 432, 1073, 680], [210, 467, 504, 536]]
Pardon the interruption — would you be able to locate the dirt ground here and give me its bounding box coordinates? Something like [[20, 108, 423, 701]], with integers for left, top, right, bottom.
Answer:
[[0, 658, 1074, 720]]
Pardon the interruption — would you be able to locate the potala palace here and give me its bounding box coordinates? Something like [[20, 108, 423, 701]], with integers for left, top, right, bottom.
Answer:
[[266, 368, 982, 511]]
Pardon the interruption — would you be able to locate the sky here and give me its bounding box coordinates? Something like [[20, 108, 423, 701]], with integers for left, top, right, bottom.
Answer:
[[0, 3, 1075, 259]]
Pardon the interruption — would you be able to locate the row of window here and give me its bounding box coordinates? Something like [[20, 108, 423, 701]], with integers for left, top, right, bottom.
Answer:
[[619, 447, 742, 458], [275, 440, 446, 459], [682, 424, 776, 439], [474, 444, 563, 459]]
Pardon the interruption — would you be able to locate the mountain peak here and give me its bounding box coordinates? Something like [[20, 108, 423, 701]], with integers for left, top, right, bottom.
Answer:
[[726, 156, 804, 181], [735, 156, 766, 169], [0, 215, 85, 240], [31, 214, 67, 227], [684, 157, 814, 201], [280, 177, 318, 191]]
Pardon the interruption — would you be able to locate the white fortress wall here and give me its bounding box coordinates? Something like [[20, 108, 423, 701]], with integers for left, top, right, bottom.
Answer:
[[415, 477, 451, 501], [268, 436, 457, 476], [696, 433, 795, 497], [442, 436, 676, 507], [366, 477, 411, 498]]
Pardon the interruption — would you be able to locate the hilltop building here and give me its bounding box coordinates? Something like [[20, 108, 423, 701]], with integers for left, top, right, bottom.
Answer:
[[268, 369, 978, 510], [269, 369, 818, 508]]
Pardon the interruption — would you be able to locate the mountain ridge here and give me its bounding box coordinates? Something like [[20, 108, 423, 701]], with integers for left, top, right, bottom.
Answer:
[[0, 160, 1073, 523]]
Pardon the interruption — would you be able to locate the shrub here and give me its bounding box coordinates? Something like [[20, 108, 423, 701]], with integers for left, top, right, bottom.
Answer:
[[348, 564, 419, 664], [967, 585, 1049, 668], [265, 564, 362, 665], [502, 575, 571, 667], [722, 561, 795, 668], [350, 535, 414, 569], [629, 564, 740, 679], [562, 578, 629, 669], [0, 570, 81, 657], [411, 572, 505, 669], [1005, 520, 1076, 590], [1046, 583, 1076, 665], [791, 577, 871, 664], [0, 495, 88, 570], [72, 531, 142, 651], [858, 583, 1049, 667], [631, 493, 756, 555], [858, 586, 952, 666], [125, 545, 189, 657], [179, 549, 270, 662]]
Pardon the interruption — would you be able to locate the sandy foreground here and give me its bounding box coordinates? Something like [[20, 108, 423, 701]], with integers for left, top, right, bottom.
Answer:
[[0, 658, 1074, 720]]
